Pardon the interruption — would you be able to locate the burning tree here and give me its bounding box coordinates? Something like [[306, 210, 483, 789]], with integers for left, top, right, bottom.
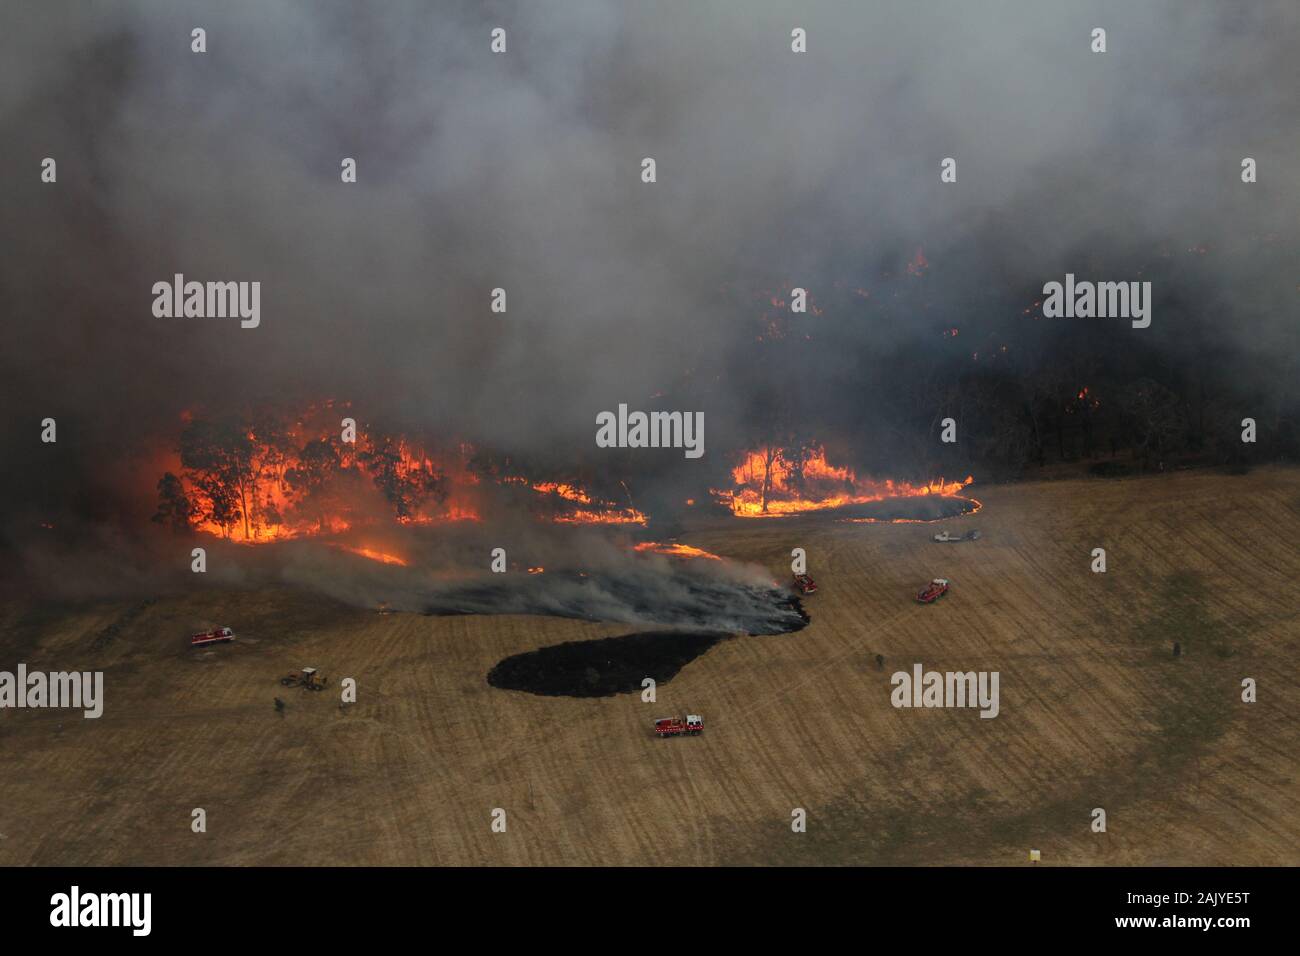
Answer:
[[151, 472, 197, 532], [357, 437, 450, 521], [156, 412, 455, 540], [744, 444, 783, 514], [283, 437, 344, 532], [735, 365, 825, 513], [731, 437, 832, 515], [177, 417, 261, 539], [150, 405, 651, 542]]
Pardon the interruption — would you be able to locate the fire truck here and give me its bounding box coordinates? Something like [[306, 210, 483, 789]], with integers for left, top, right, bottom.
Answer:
[[191, 626, 235, 647], [916, 578, 951, 604], [654, 714, 704, 737], [792, 573, 818, 595]]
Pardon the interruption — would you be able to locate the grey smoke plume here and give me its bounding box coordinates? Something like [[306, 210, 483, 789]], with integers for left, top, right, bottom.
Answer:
[[2, 1, 1297, 574], [280, 537, 807, 635]]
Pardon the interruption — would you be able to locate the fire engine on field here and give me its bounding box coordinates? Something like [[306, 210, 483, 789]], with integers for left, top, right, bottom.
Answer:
[[916, 578, 951, 604], [792, 573, 818, 595], [191, 626, 235, 647], [654, 714, 704, 737]]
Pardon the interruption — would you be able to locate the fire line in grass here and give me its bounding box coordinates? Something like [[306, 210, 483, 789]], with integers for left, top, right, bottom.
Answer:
[[712, 445, 976, 518]]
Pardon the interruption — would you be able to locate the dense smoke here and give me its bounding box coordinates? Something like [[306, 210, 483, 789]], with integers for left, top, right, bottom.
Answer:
[[2, 1, 1297, 588], [282, 538, 808, 636], [14, 511, 807, 637]]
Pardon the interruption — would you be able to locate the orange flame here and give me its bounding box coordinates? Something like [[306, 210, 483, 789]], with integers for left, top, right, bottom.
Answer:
[[712, 445, 974, 518], [161, 403, 646, 542], [335, 545, 409, 566], [530, 481, 647, 524], [633, 541, 723, 560]]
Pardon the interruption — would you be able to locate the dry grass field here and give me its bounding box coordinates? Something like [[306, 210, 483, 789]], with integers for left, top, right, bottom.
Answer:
[[1, 467, 1297, 866]]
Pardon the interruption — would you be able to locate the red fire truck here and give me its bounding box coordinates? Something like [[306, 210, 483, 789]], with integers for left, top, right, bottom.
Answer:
[[916, 578, 951, 604], [654, 714, 704, 737], [191, 626, 235, 647], [792, 573, 818, 595]]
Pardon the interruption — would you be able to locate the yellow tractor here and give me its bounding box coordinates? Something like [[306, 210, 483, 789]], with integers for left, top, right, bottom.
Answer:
[[280, 667, 327, 691]]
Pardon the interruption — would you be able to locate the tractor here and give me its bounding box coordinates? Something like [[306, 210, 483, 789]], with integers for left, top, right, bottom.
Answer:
[[280, 667, 327, 691]]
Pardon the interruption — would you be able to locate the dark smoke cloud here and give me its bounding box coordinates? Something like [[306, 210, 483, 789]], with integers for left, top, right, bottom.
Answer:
[[2, 1, 1297, 568]]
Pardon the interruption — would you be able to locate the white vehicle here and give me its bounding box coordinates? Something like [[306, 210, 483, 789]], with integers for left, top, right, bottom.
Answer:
[[933, 529, 981, 542]]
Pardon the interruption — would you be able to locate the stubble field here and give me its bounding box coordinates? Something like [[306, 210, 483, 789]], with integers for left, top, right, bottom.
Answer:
[[1, 468, 1296, 865]]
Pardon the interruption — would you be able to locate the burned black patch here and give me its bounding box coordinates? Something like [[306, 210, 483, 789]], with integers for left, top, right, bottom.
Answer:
[[483, 583, 808, 698], [487, 630, 727, 698]]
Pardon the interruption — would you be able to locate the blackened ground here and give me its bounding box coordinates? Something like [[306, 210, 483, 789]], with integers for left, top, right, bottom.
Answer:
[[483, 588, 808, 697], [486, 630, 728, 697]]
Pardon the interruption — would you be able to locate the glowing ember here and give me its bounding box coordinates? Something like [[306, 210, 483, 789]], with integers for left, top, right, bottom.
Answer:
[[712, 445, 976, 518]]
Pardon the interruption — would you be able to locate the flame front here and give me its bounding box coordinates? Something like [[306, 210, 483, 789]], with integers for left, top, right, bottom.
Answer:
[[334, 544, 409, 566], [633, 541, 723, 560], [154, 402, 646, 548], [529, 482, 646, 525], [712, 445, 974, 518]]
